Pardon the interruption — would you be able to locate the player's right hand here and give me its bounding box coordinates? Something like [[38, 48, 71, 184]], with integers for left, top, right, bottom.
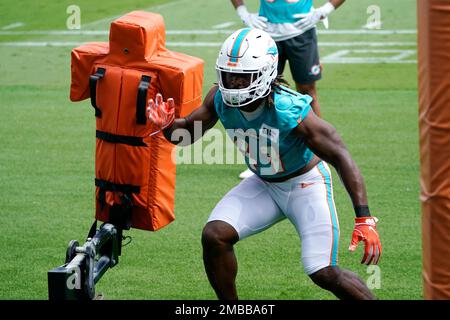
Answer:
[[237, 6, 268, 30], [147, 93, 175, 130]]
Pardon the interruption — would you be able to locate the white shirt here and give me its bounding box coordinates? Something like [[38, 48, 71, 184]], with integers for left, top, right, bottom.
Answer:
[[265, 22, 315, 42]]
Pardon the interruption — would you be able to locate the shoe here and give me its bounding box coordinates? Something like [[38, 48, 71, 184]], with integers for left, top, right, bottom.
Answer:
[[94, 292, 104, 300], [239, 168, 254, 179]]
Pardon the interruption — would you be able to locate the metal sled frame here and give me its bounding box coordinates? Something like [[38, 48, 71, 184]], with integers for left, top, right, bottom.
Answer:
[[47, 222, 122, 300]]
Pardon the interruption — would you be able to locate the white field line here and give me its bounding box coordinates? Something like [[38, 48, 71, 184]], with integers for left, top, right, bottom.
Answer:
[[0, 30, 109, 35], [0, 41, 222, 47], [320, 42, 415, 47], [322, 59, 417, 64], [2, 22, 25, 30], [165, 29, 418, 35], [362, 21, 383, 29], [0, 42, 417, 63], [321, 49, 416, 64], [0, 42, 84, 47], [0, 41, 417, 48], [0, 29, 417, 36], [212, 22, 236, 29], [320, 29, 415, 35], [81, 0, 189, 29]]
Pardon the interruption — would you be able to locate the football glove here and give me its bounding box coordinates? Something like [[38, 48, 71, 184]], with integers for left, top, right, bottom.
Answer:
[[349, 216, 382, 265], [147, 93, 175, 130], [236, 5, 268, 30], [293, 2, 335, 32]]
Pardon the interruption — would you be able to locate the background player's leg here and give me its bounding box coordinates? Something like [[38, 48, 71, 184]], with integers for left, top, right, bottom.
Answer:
[[275, 38, 287, 79], [309, 266, 375, 300], [296, 82, 321, 116], [284, 30, 322, 116], [202, 221, 239, 300]]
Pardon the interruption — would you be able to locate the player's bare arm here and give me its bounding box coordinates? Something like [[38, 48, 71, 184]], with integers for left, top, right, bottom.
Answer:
[[294, 111, 367, 208], [147, 86, 219, 145], [294, 111, 381, 265], [231, 0, 244, 9], [330, 0, 346, 9]]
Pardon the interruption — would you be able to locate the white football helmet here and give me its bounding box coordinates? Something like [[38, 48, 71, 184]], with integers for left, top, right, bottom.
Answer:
[[216, 28, 278, 108]]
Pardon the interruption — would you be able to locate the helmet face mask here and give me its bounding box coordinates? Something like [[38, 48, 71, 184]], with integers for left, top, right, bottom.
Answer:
[[219, 71, 253, 90], [216, 28, 278, 108]]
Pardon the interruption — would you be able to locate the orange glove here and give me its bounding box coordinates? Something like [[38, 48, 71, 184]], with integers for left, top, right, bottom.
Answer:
[[147, 93, 175, 130], [349, 217, 382, 265]]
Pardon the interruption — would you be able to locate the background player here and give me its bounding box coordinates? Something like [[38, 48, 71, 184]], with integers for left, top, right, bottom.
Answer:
[[147, 28, 381, 300]]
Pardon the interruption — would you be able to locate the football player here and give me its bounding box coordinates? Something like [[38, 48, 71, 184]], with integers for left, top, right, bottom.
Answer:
[[147, 28, 381, 300], [232, 0, 345, 179]]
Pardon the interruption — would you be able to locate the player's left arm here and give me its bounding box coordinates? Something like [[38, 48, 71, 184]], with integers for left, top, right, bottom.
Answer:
[[294, 110, 366, 208], [293, 110, 382, 265]]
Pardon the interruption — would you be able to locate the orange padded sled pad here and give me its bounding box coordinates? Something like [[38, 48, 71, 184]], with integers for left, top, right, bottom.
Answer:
[[418, 0, 450, 299], [70, 11, 204, 231]]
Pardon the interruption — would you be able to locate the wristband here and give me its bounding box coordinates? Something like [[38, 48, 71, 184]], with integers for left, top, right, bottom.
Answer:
[[320, 2, 335, 17], [354, 205, 371, 217], [236, 5, 249, 20]]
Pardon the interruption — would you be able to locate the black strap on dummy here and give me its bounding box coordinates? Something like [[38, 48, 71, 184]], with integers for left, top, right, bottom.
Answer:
[[136, 75, 152, 125], [89, 67, 106, 118]]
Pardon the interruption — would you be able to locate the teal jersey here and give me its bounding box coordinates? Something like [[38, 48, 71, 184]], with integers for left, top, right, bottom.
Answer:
[[259, 0, 313, 24], [214, 87, 314, 180]]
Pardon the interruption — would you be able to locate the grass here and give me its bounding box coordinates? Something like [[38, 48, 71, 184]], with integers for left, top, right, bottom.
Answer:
[[0, 0, 421, 299]]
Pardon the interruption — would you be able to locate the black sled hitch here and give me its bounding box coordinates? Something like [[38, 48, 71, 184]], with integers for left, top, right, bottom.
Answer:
[[47, 223, 123, 300]]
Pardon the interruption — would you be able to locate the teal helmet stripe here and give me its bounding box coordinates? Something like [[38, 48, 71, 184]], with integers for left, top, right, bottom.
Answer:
[[229, 28, 252, 63]]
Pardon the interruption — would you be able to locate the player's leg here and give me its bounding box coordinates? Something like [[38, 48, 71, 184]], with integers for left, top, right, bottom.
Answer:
[[202, 220, 239, 300], [202, 175, 285, 299], [285, 161, 375, 299], [296, 82, 320, 117], [309, 265, 375, 300], [284, 29, 322, 116], [275, 38, 288, 80], [238, 168, 254, 179]]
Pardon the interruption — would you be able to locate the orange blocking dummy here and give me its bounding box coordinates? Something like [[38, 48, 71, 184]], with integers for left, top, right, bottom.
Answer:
[[70, 11, 204, 231]]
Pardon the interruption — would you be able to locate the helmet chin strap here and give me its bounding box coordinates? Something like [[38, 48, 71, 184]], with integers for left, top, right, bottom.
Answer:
[[223, 90, 250, 106], [223, 85, 272, 108], [239, 97, 267, 113]]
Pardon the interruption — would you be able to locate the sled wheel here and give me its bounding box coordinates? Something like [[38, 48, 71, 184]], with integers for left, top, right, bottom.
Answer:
[[65, 240, 79, 264]]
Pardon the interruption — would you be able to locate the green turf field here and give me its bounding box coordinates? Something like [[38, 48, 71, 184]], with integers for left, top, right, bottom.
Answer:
[[0, 0, 420, 299]]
